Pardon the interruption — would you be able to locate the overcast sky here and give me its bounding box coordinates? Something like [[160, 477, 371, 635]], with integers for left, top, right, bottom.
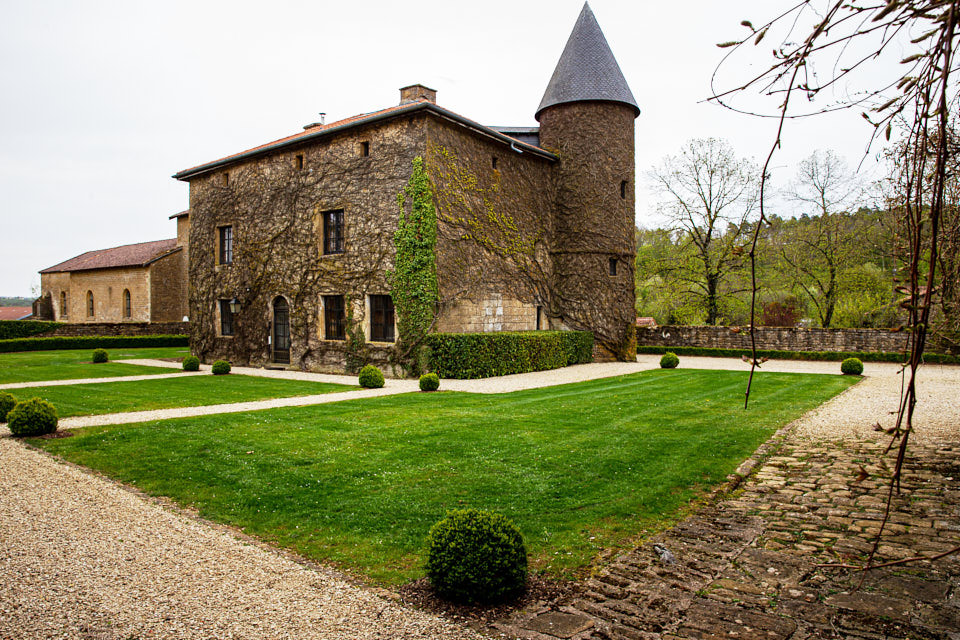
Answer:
[[1, 0, 892, 296]]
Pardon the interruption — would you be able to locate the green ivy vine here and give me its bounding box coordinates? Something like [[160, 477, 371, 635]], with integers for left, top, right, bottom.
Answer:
[[388, 156, 439, 374]]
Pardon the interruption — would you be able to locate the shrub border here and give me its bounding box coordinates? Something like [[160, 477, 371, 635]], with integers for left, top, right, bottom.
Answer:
[[426, 331, 593, 379], [636, 345, 959, 365], [0, 334, 189, 353]]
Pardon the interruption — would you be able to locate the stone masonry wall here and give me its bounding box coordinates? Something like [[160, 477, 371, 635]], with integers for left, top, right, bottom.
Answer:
[[149, 250, 187, 322], [636, 325, 911, 353], [41, 268, 152, 323], [436, 295, 538, 333]]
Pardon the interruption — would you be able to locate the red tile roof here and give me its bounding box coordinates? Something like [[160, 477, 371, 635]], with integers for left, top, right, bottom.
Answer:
[[173, 100, 556, 181], [41, 239, 179, 274], [0, 307, 32, 320]]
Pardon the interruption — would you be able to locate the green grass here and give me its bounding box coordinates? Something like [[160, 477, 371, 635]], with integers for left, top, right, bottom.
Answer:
[[0, 347, 189, 383], [35, 369, 856, 584], [8, 375, 357, 417]]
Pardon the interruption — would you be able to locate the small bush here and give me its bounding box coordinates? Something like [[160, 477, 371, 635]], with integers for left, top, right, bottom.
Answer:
[[0, 392, 17, 422], [211, 360, 231, 375], [358, 364, 385, 388], [92, 348, 109, 363], [426, 508, 527, 604], [660, 352, 679, 369], [841, 357, 864, 375], [419, 372, 440, 391], [182, 355, 201, 371], [7, 398, 58, 437]]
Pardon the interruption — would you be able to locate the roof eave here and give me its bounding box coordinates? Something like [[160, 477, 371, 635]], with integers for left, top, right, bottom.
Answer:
[[173, 103, 557, 181]]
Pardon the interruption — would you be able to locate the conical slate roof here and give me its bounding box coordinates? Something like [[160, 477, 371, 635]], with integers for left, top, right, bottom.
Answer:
[[536, 2, 639, 121]]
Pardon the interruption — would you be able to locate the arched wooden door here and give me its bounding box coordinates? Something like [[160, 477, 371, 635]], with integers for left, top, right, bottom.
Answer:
[[272, 296, 290, 364]]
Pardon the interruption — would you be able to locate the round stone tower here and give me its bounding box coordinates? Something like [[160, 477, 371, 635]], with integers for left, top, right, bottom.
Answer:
[[536, 2, 639, 360]]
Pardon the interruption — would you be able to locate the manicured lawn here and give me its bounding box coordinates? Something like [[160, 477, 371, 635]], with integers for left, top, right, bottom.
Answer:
[[35, 369, 856, 584], [0, 347, 189, 384], [8, 375, 357, 417]]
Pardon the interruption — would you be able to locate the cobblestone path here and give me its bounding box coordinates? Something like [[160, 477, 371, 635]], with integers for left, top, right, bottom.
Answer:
[[503, 437, 960, 639]]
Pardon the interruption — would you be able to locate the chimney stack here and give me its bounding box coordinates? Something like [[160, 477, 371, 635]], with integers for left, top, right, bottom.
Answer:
[[399, 84, 437, 105]]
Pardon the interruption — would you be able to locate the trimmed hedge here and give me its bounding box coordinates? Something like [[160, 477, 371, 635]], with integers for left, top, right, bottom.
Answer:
[[92, 348, 109, 363], [182, 355, 200, 371], [636, 345, 960, 365], [0, 334, 189, 353], [419, 372, 440, 391], [426, 508, 527, 603], [211, 360, 231, 375], [0, 320, 61, 340], [0, 392, 16, 422], [359, 365, 385, 389], [841, 357, 864, 375], [425, 331, 594, 379], [7, 398, 58, 437], [660, 352, 679, 369]]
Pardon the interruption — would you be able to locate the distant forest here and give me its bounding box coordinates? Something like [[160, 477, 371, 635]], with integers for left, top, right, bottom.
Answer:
[[0, 297, 34, 307]]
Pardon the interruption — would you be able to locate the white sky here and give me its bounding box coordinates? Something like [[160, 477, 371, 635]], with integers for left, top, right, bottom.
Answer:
[[1, 0, 892, 296]]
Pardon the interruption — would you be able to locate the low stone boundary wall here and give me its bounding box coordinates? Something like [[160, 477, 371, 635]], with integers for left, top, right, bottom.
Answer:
[[636, 325, 909, 353], [45, 322, 189, 337]]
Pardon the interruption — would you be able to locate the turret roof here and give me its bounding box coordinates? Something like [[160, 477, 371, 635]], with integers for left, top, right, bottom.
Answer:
[[536, 2, 639, 120]]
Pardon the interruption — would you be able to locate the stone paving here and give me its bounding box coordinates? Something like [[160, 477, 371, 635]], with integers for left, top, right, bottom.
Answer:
[[501, 436, 960, 640]]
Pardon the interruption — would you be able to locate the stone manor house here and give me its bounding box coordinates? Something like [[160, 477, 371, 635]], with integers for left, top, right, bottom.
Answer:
[[173, 2, 639, 371]]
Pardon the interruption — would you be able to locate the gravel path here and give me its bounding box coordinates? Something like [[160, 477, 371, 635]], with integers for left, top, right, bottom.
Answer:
[[0, 436, 480, 640]]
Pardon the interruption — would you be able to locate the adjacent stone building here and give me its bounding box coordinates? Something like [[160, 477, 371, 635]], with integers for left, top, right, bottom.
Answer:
[[38, 212, 190, 324], [174, 3, 639, 371]]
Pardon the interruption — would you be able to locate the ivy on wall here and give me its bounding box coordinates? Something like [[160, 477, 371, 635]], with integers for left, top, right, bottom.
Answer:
[[388, 156, 438, 374]]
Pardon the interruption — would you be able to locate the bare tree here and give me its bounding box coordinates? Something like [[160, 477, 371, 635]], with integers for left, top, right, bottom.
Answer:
[[649, 138, 760, 325], [712, 0, 960, 565], [781, 150, 870, 327]]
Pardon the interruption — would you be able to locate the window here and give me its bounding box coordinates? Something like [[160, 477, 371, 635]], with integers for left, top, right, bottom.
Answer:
[[536, 305, 543, 331], [360, 141, 370, 157], [620, 180, 628, 199], [295, 154, 304, 170], [609, 257, 618, 276], [492, 156, 498, 169], [369, 295, 395, 342], [323, 295, 346, 340], [86, 291, 94, 317], [60, 291, 68, 318], [220, 172, 229, 186], [323, 210, 344, 255], [123, 289, 131, 318], [219, 225, 233, 264], [219, 299, 234, 336]]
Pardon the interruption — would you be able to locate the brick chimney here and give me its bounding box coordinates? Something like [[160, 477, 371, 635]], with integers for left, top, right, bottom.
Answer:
[[399, 84, 437, 105]]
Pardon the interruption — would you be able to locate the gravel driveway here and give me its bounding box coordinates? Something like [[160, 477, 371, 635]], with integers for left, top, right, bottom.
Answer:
[[1, 356, 955, 638]]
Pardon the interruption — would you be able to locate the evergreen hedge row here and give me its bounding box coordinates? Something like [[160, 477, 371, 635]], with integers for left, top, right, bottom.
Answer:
[[0, 320, 61, 340], [636, 345, 959, 365], [425, 331, 593, 379], [0, 334, 189, 353]]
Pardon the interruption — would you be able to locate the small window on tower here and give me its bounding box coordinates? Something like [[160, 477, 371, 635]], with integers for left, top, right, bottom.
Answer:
[[492, 156, 498, 170], [295, 154, 304, 170], [360, 141, 370, 157], [221, 172, 229, 186], [620, 180, 628, 199], [609, 257, 618, 276]]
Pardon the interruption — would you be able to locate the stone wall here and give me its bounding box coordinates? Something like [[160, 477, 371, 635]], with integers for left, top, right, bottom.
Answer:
[[436, 295, 538, 333], [149, 250, 188, 322], [43, 321, 189, 337], [40, 268, 152, 323], [636, 325, 911, 353]]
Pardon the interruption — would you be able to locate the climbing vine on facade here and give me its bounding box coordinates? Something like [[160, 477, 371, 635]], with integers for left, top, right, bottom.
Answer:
[[388, 156, 438, 373]]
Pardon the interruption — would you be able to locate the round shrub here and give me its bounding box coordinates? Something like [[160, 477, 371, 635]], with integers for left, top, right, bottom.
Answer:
[[0, 392, 17, 422], [182, 355, 201, 372], [419, 373, 440, 392], [660, 352, 680, 369], [92, 348, 109, 363], [358, 364, 385, 389], [841, 357, 864, 375], [7, 398, 58, 437], [427, 508, 528, 604], [211, 360, 231, 375]]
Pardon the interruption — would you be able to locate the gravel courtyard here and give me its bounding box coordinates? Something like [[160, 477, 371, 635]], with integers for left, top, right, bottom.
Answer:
[[1, 357, 956, 639]]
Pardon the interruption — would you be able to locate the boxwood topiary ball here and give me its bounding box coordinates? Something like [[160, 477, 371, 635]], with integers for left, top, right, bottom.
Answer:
[[7, 398, 58, 437], [841, 357, 863, 375], [182, 355, 201, 372], [426, 508, 527, 604], [419, 373, 440, 391], [211, 360, 231, 375], [358, 364, 385, 388], [0, 392, 17, 422], [660, 352, 680, 369], [92, 348, 109, 363]]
